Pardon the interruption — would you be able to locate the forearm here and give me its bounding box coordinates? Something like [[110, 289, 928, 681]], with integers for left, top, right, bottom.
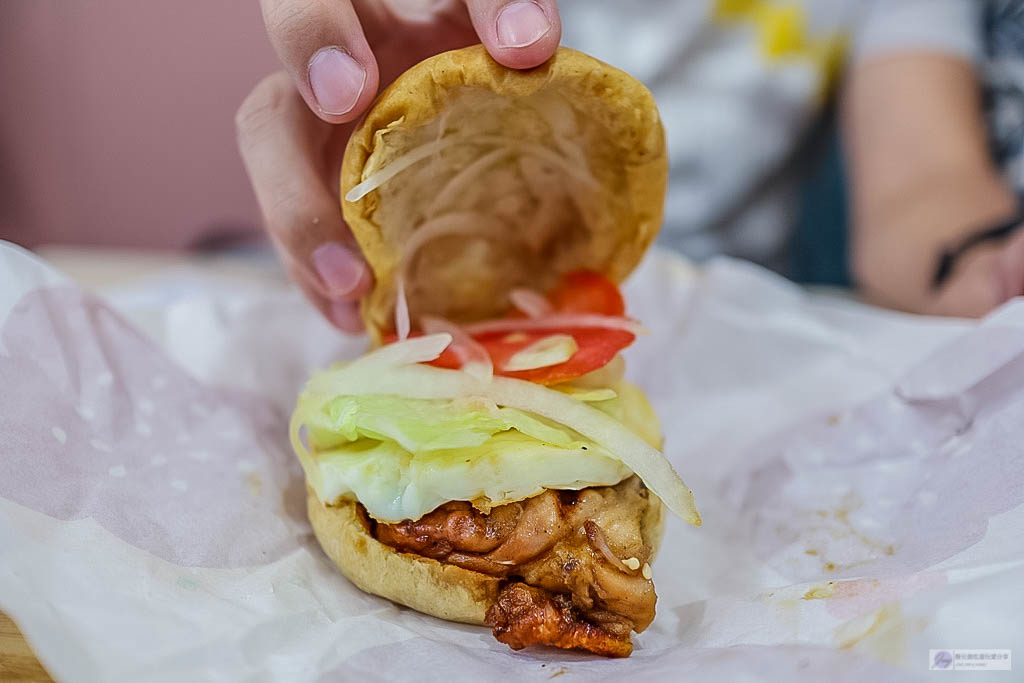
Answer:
[[842, 53, 1018, 314], [850, 168, 1016, 313]]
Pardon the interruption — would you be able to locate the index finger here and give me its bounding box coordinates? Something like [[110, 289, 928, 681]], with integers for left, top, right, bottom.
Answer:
[[259, 0, 380, 124]]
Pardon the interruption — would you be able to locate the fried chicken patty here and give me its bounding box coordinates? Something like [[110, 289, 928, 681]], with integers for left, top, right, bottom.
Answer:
[[369, 476, 657, 656]]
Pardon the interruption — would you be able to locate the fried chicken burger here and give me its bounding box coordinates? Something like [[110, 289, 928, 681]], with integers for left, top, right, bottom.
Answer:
[[290, 46, 700, 658]]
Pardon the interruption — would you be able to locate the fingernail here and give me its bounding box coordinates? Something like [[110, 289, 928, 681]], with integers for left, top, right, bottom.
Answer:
[[312, 242, 365, 297], [496, 1, 551, 48], [308, 47, 366, 116], [329, 301, 364, 333]]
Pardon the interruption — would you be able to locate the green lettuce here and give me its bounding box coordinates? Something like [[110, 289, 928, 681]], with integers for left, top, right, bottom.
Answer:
[[302, 394, 579, 453]]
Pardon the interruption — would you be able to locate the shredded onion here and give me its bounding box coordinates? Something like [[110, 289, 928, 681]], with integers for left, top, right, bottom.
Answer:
[[584, 520, 632, 573], [393, 212, 507, 332], [554, 386, 617, 402], [509, 289, 553, 318], [345, 133, 597, 203], [501, 334, 578, 372], [395, 277, 410, 341], [421, 315, 493, 383], [340, 333, 452, 375], [476, 136, 600, 190], [401, 212, 507, 272], [463, 314, 646, 337], [345, 136, 463, 202], [427, 147, 514, 218]]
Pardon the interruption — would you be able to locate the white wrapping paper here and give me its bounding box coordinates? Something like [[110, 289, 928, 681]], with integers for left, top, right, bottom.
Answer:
[[1, 240, 1021, 682]]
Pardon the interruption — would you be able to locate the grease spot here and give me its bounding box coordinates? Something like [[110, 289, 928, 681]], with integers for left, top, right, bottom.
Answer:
[[802, 582, 836, 600], [170, 479, 188, 492], [108, 465, 126, 478]]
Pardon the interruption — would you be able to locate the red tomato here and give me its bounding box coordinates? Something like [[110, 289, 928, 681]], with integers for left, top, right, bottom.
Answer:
[[416, 328, 633, 385], [547, 271, 625, 316], [388, 271, 634, 384], [477, 328, 633, 384]]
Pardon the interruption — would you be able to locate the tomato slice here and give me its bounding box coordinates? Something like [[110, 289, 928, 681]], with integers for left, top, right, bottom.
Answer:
[[478, 328, 633, 384], [387, 271, 633, 384], [546, 271, 625, 317]]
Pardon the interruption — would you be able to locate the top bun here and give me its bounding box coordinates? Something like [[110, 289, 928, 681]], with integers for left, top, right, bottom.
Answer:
[[340, 46, 668, 341]]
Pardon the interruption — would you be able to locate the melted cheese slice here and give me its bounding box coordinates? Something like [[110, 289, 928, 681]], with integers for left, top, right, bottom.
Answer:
[[304, 380, 660, 523]]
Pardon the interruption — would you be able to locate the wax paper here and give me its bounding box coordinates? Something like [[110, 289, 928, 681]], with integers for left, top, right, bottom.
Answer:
[[1, 240, 1021, 682]]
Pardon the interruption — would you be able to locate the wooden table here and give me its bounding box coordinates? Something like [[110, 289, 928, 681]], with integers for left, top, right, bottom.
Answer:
[[0, 613, 53, 682]]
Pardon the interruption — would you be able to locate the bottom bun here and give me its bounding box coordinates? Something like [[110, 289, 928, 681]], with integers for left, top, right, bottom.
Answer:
[[307, 484, 666, 626]]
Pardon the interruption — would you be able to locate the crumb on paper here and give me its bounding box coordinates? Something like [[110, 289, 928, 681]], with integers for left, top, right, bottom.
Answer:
[[801, 582, 836, 600], [808, 493, 897, 573], [549, 668, 568, 679]]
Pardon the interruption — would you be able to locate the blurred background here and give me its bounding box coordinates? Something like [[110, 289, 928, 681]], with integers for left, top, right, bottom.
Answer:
[[1, 1, 1021, 294], [0, 2, 277, 251]]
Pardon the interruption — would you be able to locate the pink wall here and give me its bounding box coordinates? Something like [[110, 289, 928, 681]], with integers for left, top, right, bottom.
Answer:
[[0, 1, 280, 249]]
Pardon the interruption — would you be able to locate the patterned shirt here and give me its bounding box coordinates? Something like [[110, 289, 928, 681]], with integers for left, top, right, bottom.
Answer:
[[559, 0, 980, 272]]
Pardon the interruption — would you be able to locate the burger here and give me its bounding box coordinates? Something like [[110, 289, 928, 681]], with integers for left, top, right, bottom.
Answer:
[[290, 46, 700, 657]]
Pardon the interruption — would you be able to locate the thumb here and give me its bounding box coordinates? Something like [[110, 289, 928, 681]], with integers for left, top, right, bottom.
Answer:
[[463, 0, 562, 69]]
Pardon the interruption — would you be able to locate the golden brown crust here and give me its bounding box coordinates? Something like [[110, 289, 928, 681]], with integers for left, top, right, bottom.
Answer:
[[307, 487, 664, 626], [340, 45, 668, 341], [307, 488, 501, 624]]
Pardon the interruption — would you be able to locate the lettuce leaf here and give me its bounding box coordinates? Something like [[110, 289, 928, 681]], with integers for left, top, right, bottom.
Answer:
[[303, 394, 577, 453]]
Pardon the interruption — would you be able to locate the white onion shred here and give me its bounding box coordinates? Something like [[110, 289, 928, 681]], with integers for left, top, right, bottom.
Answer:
[[509, 288, 553, 318], [584, 520, 632, 573], [401, 212, 506, 272], [476, 136, 599, 190], [345, 136, 462, 202], [427, 147, 513, 218], [346, 333, 452, 372], [421, 315, 493, 383], [391, 212, 506, 340], [463, 314, 646, 337], [501, 334, 578, 372], [394, 277, 410, 341], [345, 134, 597, 203]]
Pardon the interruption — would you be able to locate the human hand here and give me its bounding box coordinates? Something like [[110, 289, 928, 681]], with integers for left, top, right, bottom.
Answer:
[[237, 1, 561, 331], [924, 228, 1024, 318]]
